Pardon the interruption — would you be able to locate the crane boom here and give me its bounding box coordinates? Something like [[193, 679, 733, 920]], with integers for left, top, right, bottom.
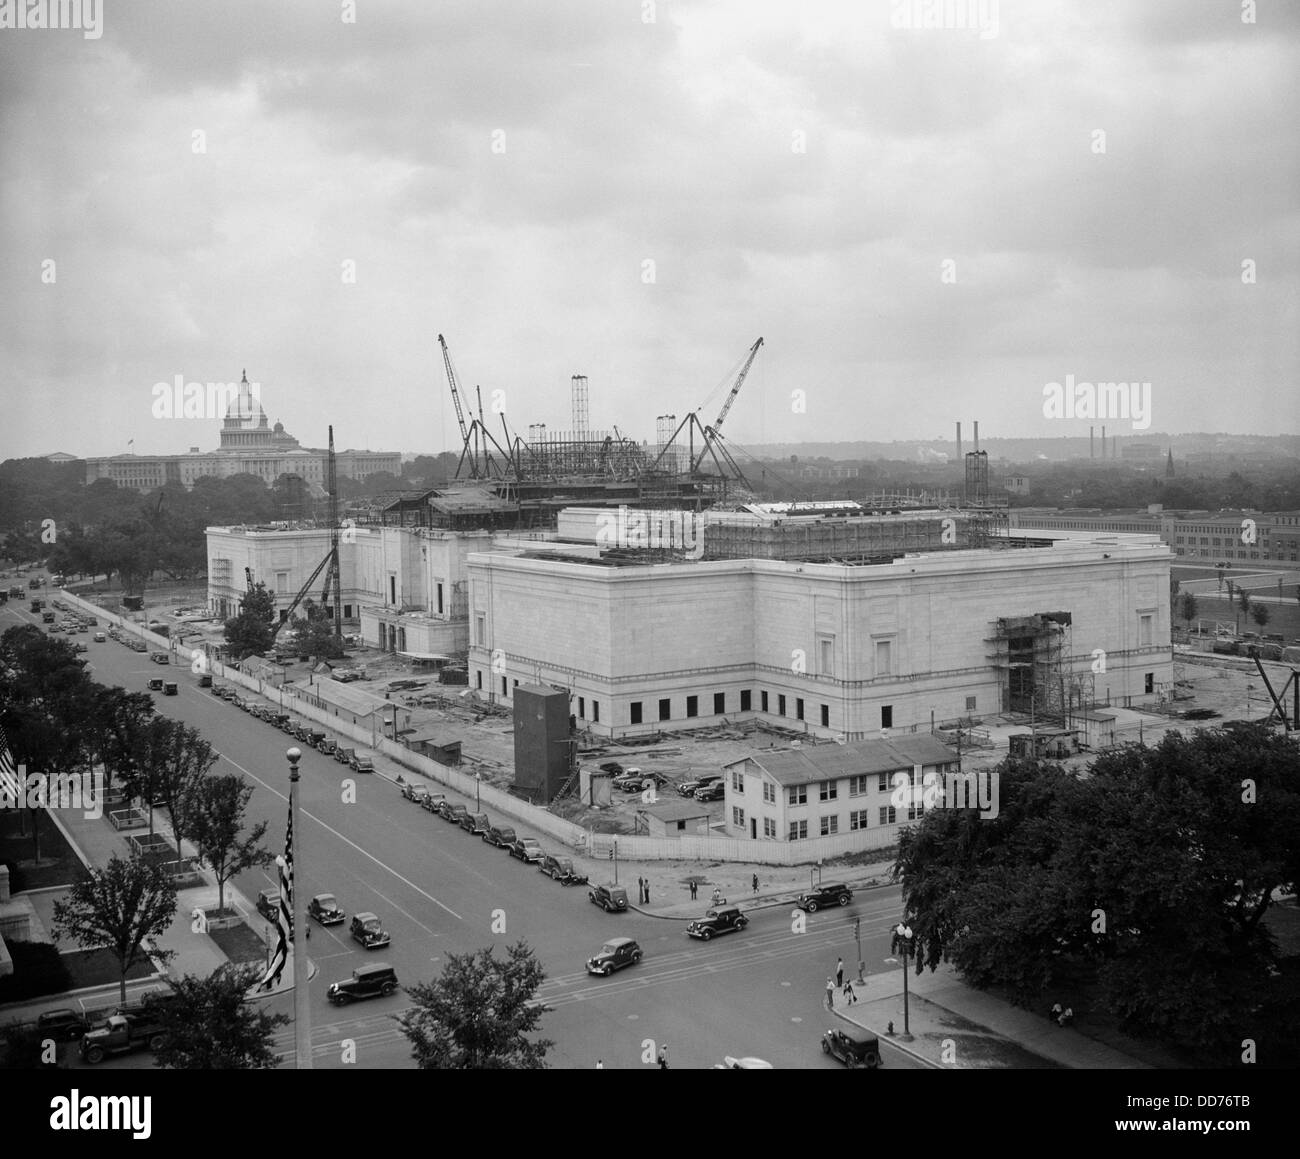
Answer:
[[712, 336, 763, 433], [438, 334, 470, 444]]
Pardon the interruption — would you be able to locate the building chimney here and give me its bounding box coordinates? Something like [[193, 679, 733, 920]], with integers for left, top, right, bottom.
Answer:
[[956, 422, 962, 460]]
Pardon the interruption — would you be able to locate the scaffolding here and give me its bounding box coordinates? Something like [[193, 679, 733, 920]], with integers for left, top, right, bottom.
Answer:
[[987, 611, 1074, 726], [704, 510, 988, 563]]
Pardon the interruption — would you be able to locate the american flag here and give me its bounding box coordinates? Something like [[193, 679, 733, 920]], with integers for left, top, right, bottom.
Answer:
[[0, 721, 20, 805], [255, 801, 294, 992]]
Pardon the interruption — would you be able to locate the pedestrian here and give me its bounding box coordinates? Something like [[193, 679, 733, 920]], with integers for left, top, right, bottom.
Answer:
[[825, 977, 835, 1009], [658, 1043, 668, 1069], [1059, 1006, 1074, 1028], [752, 873, 758, 894], [644, 879, 650, 904], [689, 880, 697, 900], [1050, 1002, 1062, 1023], [835, 957, 844, 988], [638, 876, 645, 904], [711, 886, 722, 906], [842, 977, 857, 1004]]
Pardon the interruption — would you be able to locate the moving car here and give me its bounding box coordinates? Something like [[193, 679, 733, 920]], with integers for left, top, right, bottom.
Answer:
[[349, 912, 391, 949], [255, 889, 280, 922], [586, 937, 642, 976], [147, 677, 164, 692], [483, 824, 516, 848], [307, 893, 345, 926], [588, 883, 629, 913], [686, 906, 749, 941], [539, 855, 587, 885], [508, 837, 544, 862], [93, 631, 106, 642], [821, 1025, 882, 1068], [795, 883, 853, 912], [327, 962, 398, 1006], [162, 682, 178, 696]]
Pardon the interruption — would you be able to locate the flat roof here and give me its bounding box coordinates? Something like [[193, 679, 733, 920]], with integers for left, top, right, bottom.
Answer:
[[731, 735, 957, 786]]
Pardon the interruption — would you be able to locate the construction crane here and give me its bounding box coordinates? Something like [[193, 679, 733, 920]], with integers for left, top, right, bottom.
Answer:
[[438, 333, 470, 448], [710, 336, 763, 436]]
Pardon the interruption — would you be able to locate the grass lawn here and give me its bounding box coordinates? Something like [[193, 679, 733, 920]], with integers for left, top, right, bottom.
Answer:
[[208, 920, 271, 967], [0, 810, 90, 891], [62, 948, 159, 989]]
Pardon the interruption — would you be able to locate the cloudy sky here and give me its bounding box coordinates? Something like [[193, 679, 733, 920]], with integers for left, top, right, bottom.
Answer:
[[1, 0, 1297, 463]]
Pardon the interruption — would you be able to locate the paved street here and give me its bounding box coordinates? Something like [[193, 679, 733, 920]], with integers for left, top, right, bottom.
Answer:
[[40, 614, 924, 1070]]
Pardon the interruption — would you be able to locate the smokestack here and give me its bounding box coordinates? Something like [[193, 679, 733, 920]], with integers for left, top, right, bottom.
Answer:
[[973, 421, 979, 452], [956, 422, 962, 460]]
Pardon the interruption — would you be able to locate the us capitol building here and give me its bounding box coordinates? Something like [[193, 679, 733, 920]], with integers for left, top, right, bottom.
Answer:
[[83, 372, 400, 492]]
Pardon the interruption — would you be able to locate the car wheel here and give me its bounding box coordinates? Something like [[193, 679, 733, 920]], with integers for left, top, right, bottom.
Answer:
[[631, 952, 642, 963], [381, 983, 396, 996], [148, 1033, 166, 1051], [837, 894, 850, 906], [805, 900, 819, 912], [821, 1039, 831, 1055], [86, 1045, 105, 1064], [700, 929, 713, 941], [603, 965, 613, 976]]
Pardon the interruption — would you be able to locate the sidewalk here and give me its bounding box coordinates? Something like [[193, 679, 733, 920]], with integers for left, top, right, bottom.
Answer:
[[829, 962, 1150, 1069]]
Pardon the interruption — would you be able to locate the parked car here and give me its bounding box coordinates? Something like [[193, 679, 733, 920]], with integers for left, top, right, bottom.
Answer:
[[327, 962, 398, 1006], [197, 673, 212, 687], [419, 791, 446, 813], [151, 652, 170, 665], [586, 937, 642, 976], [459, 811, 490, 835], [539, 855, 587, 885], [821, 1025, 882, 1068], [255, 889, 280, 923], [349, 912, 391, 949], [334, 746, 355, 765], [34, 1008, 90, 1042], [613, 774, 649, 793], [400, 781, 429, 803], [508, 837, 544, 862], [306, 730, 326, 748], [308, 893, 345, 925], [73, 641, 88, 653], [694, 781, 725, 802], [483, 824, 516, 848], [714, 1056, 775, 1069], [678, 773, 722, 797], [438, 801, 468, 824], [597, 761, 623, 775], [588, 883, 629, 913], [350, 753, 375, 774], [93, 631, 106, 642], [80, 1012, 166, 1063], [795, 882, 853, 912], [317, 737, 337, 756], [686, 905, 749, 941]]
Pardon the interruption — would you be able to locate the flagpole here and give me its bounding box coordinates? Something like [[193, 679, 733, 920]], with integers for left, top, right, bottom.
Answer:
[[289, 746, 312, 1069]]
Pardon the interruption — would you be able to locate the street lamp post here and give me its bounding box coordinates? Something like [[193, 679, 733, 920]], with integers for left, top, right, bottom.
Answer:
[[288, 747, 312, 1069], [854, 917, 865, 983], [475, 771, 481, 811], [893, 922, 914, 1041]]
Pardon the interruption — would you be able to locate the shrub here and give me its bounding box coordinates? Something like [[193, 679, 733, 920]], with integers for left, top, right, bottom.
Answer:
[[0, 941, 72, 1003]]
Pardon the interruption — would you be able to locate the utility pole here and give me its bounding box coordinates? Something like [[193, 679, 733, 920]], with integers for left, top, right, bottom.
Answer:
[[289, 747, 312, 1070]]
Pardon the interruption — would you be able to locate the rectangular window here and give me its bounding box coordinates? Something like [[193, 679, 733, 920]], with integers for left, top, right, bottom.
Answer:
[[777, 694, 786, 716], [787, 820, 808, 841], [1139, 614, 1153, 647], [907, 802, 923, 821], [796, 698, 805, 721], [820, 704, 829, 727], [501, 676, 508, 697], [592, 701, 599, 723], [820, 815, 839, 836], [436, 583, 444, 615], [818, 780, 838, 802], [476, 670, 483, 690], [389, 576, 397, 604], [686, 695, 698, 718], [1145, 672, 1154, 694], [965, 696, 976, 711], [578, 696, 585, 719], [848, 775, 867, 797], [850, 809, 869, 831], [659, 698, 671, 721], [714, 692, 726, 715], [760, 690, 769, 712], [877, 772, 890, 792], [276, 572, 289, 595], [875, 639, 892, 675], [881, 705, 893, 729], [731, 769, 744, 793], [763, 818, 776, 838], [818, 636, 834, 674], [732, 807, 745, 828], [740, 689, 752, 712], [878, 805, 897, 825], [787, 785, 807, 806], [762, 782, 775, 804], [630, 701, 643, 725], [475, 614, 485, 646]]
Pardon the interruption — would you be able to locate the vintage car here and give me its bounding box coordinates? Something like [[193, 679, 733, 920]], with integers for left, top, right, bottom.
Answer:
[[539, 855, 587, 885], [255, 889, 281, 923], [147, 677, 164, 692], [821, 1025, 882, 1069], [419, 791, 446, 813], [686, 906, 749, 941], [34, 1008, 90, 1042], [400, 781, 429, 804], [349, 912, 391, 949], [327, 963, 398, 1006], [438, 801, 468, 825], [482, 824, 516, 848], [586, 937, 642, 976], [150, 652, 170, 665], [349, 753, 375, 774], [162, 682, 178, 696], [334, 747, 355, 765], [307, 893, 345, 926], [588, 883, 629, 913], [508, 837, 544, 862], [795, 883, 854, 912], [458, 811, 489, 835]]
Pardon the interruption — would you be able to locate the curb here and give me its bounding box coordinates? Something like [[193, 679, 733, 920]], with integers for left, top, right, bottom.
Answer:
[[830, 1004, 943, 1070]]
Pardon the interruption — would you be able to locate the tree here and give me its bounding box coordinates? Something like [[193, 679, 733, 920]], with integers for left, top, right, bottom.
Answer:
[[289, 599, 343, 662], [187, 774, 273, 913], [399, 942, 552, 1069], [1251, 602, 1271, 632], [150, 964, 289, 1069], [1177, 591, 1198, 629], [129, 718, 216, 862], [53, 854, 177, 1005], [88, 685, 156, 798], [893, 725, 1300, 1063], [224, 581, 276, 660], [1236, 588, 1252, 633]]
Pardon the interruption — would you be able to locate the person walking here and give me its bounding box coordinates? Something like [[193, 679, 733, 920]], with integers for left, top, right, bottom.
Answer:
[[751, 873, 758, 894], [835, 957, 844, 989], [842, 977, 857, 1004], [711, 886, 722, 906], [825, 977, 835, 1010], [637, 876, 645, 904], [1050, 1002, 1062, 1023], [689, 880, 697, 900], [644, 879, 650, 904], [657, 1043, 668, 1069]]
